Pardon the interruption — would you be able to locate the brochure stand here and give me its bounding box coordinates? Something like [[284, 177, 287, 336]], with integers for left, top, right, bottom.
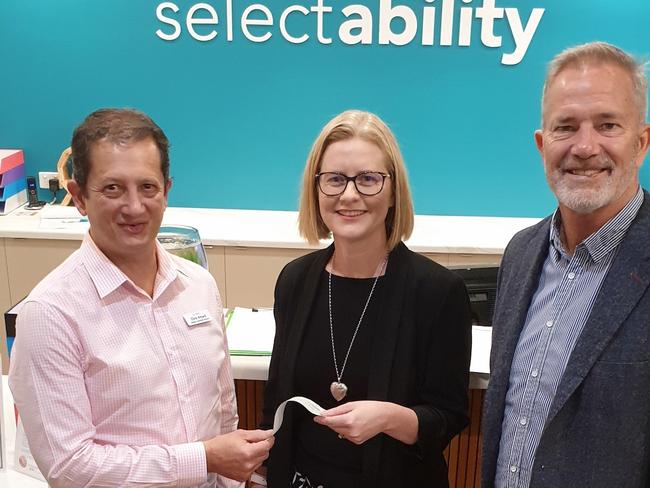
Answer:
[[3, 302, 47, 482], [13, 416, 45, 481]]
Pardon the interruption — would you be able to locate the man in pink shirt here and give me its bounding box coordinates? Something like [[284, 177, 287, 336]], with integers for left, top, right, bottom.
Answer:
[[9, 108, 274, 487]]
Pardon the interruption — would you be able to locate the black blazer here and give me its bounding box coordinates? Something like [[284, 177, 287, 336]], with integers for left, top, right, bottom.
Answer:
[[261, 242, 472, 487], [482, 191, 650, 487]]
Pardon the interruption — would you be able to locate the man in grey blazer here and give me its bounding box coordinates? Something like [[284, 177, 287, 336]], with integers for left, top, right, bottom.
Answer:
[[482, 42, 650, 488]]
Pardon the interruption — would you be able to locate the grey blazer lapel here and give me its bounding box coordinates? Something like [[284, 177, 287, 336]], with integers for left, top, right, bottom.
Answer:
[[491, 220, 550, 387], [547, 196, 650, 423]]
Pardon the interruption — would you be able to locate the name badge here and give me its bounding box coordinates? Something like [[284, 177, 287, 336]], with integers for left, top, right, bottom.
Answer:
[[183, 310, 212, 327]]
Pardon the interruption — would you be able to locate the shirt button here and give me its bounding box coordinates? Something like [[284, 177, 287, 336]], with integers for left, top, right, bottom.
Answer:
[[510, 465, 518, 473], [567, 272, 576, 279], [520, 417, 528, 425], [546, 320, 554, 328], [531, 369, 539, 378]]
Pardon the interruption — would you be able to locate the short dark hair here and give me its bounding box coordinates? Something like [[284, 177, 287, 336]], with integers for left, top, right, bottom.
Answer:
[[71, 108, 170, 193]]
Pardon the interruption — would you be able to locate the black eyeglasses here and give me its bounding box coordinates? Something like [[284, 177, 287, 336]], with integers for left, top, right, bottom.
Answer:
[[315, 171, 391, 196]]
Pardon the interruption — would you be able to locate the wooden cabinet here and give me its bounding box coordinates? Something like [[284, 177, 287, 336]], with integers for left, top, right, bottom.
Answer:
[[423, 252, 501, 268], [0, 239, 501, 312], [2, 237, 79, 374], [448, 253, 502, 268], [204, 245, 227, 304], [224, 247, 311, 308], [1, 240, 230, 309], [5, 238, 79, 306], [422, 252, 449, 265]]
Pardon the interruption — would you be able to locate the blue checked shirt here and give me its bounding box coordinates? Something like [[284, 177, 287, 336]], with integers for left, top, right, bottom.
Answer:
[[494, 187, 644, 487]]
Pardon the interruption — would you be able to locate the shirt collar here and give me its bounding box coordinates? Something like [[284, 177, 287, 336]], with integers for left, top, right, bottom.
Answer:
[[549, 186, 644, 264], [80, 233, 181, 299]]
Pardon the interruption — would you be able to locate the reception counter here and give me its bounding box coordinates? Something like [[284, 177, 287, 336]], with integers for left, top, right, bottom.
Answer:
[[0, 205, 538, 310], [0, 205, 540, 487]]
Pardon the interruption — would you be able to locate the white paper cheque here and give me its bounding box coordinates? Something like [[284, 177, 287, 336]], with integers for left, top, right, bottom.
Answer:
[[272, 396, 325, 434]]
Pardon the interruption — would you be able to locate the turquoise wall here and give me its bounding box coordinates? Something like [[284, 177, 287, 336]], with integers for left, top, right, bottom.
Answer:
[[1, 0, 649, 217]]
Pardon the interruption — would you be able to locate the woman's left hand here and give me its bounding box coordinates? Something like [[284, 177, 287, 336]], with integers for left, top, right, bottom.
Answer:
[[314, 400, 419, 445], [313, 400, 389, 444]]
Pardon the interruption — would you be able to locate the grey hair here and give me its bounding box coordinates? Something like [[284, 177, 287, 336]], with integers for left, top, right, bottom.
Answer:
[[541, 41, 648, 126]]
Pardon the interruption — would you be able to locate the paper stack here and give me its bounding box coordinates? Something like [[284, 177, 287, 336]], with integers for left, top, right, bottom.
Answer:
[[0, 150, 27, 215], [225, 307, 275, 356]]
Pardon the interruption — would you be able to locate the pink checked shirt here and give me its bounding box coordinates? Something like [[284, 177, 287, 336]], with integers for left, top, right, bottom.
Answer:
[[9, 234, 242, 487]]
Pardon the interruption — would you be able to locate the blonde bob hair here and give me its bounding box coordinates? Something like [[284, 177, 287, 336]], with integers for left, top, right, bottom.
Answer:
[[298, 110, 414, 250]]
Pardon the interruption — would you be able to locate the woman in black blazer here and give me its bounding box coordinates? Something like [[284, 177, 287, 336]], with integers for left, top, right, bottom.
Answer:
[[252, 110, 471, 488]]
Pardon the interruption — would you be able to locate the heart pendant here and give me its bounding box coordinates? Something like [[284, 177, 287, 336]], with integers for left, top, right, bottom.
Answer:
[[330, 381, 348, 401]]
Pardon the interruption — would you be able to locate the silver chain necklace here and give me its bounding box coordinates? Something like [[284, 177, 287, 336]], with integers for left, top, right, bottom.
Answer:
[[328, 256, 388, 402]]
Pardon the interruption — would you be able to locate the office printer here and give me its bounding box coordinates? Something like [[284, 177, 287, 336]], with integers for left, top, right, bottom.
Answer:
[[451, 266, 498, 326]]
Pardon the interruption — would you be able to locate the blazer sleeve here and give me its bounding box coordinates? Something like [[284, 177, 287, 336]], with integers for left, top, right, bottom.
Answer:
[[411, 272, 472, 453]]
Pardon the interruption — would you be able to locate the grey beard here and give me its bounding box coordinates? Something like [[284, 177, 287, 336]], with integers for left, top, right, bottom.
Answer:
[[548, 162, 637, 214]]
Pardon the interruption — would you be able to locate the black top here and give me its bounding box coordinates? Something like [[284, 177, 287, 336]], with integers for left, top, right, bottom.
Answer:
[[293, 271, 384, 486], [263, 242, 472, 488]]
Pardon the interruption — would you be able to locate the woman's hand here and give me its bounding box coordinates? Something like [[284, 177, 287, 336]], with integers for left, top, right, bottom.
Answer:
[[314, 400, 418, 445]]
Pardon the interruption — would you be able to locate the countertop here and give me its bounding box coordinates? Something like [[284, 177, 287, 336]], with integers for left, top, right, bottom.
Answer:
[[1, 205, 540, 254]]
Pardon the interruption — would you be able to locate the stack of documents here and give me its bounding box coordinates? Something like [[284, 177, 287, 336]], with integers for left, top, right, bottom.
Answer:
[[39, 204, 87, 228], [225, 307, 275, 356]]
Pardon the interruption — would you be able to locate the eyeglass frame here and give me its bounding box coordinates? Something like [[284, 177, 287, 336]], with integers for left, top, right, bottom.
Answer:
[[314, 171, 391, 196]]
